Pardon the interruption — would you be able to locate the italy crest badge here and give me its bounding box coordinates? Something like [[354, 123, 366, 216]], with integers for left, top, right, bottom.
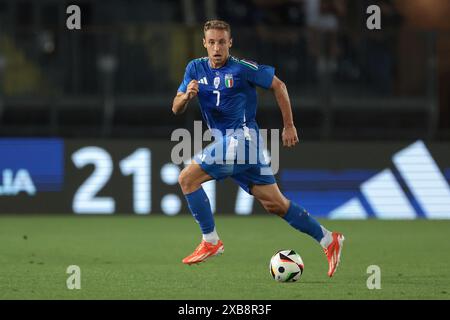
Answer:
[[225, 74, 234, 88]]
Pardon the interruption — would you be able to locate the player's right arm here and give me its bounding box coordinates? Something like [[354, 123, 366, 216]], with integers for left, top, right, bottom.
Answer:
[[172, 80, 199, 115]]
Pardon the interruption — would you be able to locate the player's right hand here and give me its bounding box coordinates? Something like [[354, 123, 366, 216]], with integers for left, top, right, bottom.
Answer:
[[185, 80, 199, 100]]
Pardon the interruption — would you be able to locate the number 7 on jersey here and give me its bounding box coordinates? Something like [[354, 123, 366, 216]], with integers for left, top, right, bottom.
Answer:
[[213, 90, 220, 107]]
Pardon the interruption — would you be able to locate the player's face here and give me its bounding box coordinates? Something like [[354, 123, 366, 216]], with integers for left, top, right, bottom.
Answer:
[[203, 29, 232, 68]]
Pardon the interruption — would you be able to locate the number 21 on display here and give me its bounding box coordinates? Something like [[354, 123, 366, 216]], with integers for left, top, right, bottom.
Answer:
[[72, 147, 151, 214]]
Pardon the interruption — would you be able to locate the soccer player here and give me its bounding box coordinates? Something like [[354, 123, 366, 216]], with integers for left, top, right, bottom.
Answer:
[[172, 20, 345, 277]]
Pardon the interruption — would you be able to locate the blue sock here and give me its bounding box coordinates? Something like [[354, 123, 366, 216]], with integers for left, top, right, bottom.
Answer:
[[185, 187, 215, 234], [283, 201, 324, 242]]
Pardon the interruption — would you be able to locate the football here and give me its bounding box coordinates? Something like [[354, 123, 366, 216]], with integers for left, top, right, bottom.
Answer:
[[269, 250, 304, 282]]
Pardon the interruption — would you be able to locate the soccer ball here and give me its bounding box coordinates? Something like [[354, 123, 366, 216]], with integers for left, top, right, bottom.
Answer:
[[269, 249, 304, 282]]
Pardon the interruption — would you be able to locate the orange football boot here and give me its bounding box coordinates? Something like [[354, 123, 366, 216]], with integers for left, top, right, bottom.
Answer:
[[182, 240, 224, 265], [323, 232, 345, 277]]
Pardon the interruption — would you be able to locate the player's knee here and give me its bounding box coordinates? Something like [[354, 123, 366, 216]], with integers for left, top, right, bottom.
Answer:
[[178, 169, 193, 193], [263, 201, 286, 216], [261, 198, 290, 217]]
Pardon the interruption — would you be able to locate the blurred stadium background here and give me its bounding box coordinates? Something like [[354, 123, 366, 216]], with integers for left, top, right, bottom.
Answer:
[[1, 0, 450, 301], [0, 0, 450, 218], [0, 0, 449, 139], [0, 0, 448, 218]]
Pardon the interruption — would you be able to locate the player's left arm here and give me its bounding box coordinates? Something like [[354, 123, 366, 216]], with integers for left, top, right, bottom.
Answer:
[[270, 76, 299, 147]]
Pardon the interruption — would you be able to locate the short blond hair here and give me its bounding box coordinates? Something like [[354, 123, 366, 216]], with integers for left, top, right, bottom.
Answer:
[[203, 20, 231, 37]]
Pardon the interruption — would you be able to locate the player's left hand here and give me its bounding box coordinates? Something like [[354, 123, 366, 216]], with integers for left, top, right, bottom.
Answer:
[[282, 125, 299, 147]]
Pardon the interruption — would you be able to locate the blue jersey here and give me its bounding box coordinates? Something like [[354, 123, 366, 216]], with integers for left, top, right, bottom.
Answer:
[[177, 56, 275, 135]]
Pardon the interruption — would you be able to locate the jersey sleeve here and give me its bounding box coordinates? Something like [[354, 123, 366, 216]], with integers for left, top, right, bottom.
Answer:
[[244, 61, 275, 89], [177, 61, 196, 93]]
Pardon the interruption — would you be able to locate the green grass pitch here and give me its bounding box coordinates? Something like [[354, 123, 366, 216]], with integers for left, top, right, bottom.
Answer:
[[0, 215, 449, 300]]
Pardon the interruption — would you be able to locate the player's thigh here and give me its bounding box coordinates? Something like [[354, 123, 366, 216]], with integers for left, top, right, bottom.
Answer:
[[250, 183, 290, 216], [192, 135, 235, 180], [178, 160, 213, 193]]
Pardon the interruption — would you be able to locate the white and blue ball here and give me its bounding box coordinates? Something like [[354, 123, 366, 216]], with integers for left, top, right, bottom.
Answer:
[[269, 249, 304, 282]]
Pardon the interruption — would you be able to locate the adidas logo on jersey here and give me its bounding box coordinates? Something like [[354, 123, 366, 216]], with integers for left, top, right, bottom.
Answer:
[[198, 77, 208, 85]]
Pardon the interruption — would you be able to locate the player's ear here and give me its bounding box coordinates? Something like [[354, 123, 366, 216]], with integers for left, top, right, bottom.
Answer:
[[229, 38, 233, 48], [203, 37, 207, 49]]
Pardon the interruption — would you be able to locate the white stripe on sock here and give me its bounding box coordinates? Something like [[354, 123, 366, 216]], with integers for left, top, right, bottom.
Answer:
[[203, 227, 219, 245], [319, 226, 332, 248]]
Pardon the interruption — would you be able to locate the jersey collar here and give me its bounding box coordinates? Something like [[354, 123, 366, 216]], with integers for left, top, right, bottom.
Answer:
[[208, 55, 231, 71]]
